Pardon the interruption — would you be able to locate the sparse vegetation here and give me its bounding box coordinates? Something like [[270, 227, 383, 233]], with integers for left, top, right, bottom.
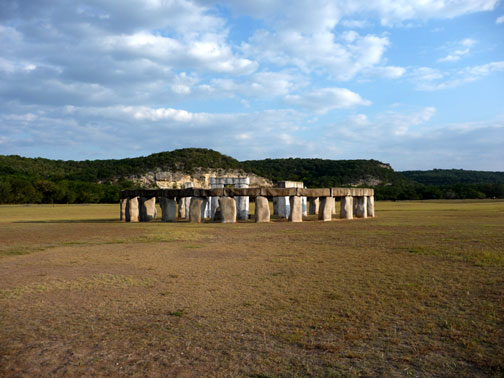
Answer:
[[1, 200, 503, 376]]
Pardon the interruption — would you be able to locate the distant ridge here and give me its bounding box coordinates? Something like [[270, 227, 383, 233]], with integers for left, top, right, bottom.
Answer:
[[401, 169, 504, 185], [0, 148, 503, 203]]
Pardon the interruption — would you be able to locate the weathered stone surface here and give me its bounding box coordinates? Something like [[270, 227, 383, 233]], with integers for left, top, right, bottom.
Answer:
[[201, 197, 211, 218], [302, 196, 307, 216], [235, 196, 249, 220], [367, 195, 375, 217], [260, 188, 297, 197], [330, 197, 337, 215], [355, 196, 368, 218], [298, 188, 330, 197], [219, 197, 236, 223], [120, 198, 127, 221], [340, 196, 353, 219], [308, 197, 319, 215], [277, 196, 290, 218], [189, 197, 203, 223], [254, 196, 270, 222], [289, 196, 303, 222], [140, 197, 157, 222], [177, 197, 186, 218], [318, 197, 332, 221], [160, 197, 177, 222], [224, 187, 260, 197], [126, 197, 139, 222]]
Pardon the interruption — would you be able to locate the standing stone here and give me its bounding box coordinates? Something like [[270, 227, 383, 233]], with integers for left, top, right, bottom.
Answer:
[[126, 196, 140, 222], [189, 197, 203, 223], [219, 197, 236, 223], [120, 198, 127, 221], [177, 197, 186, 218], [308, 197, 319, 215], [367, 196, 375, 217], [277, 196, 290, 218], [254, 196, 270, 223], [340, 196, 353, 219], [201, 197, 211, 219], [355, 196, 368, 218], [330, 197, 337, 215], [302, 196, 308, 216], [289, 196, 303, 222], [160, 197, 177, 222], [140, 197, 157, 222], [318, 197, 332, 221]]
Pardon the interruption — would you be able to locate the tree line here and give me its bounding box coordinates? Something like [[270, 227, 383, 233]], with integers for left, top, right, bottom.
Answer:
[[1, 149, 503, 204]]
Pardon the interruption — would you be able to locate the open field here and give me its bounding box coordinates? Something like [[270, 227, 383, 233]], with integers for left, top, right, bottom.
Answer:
[[1, 201, 503, 377]]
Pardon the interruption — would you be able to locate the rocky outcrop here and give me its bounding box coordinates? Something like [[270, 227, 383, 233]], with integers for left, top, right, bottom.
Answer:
[[127, 168, 272, 189]]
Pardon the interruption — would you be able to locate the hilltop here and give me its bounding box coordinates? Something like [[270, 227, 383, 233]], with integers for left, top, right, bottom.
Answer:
[[0, 148, 503, 203]]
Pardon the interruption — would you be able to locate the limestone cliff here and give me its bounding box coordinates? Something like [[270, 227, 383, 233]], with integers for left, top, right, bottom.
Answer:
[[126, 168, 273, 189]]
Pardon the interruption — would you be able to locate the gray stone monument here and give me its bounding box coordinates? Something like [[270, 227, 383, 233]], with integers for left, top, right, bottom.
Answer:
[[255, 196, 270, 223], [160, 197, 177, 222], [318, 197, 332, 221], [189, 197, 203, 223], [289, 196, 303, 222], [308, 197, 319, 215], [219, 197, 236, 223], [126, 196, 140, 222], [340, 196, 353, 219], [355, 196, 368, 218]]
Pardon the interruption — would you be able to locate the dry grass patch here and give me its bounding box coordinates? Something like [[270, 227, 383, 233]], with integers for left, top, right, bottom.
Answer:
[[0, 200, 503, 377]]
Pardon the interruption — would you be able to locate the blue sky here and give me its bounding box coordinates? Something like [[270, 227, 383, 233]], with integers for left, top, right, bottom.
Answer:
[[0, 0, 503, 170]]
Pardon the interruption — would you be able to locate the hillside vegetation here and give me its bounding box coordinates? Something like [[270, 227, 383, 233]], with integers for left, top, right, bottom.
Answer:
[[0, 148, 503, 203]]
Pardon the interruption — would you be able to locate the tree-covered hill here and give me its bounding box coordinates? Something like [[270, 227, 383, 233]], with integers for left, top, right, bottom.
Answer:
[[401, 169, 504, 186], [242, 158, 406, 188], [1, 148, 503, 203], [0, 148, 241, 182]]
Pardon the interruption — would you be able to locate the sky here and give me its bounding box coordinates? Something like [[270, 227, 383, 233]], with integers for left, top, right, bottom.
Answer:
[[1, 0, 503, 171]]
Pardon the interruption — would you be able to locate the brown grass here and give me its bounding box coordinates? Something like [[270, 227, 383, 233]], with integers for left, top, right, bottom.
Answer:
[[0, 201, 503, 377]]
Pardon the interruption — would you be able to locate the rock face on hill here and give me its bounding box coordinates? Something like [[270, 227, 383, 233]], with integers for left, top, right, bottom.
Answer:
[[127, 168, 273, 189]]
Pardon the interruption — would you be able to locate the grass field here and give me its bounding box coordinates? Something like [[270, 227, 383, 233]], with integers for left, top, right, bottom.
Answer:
[[1, 201, 503, 377]]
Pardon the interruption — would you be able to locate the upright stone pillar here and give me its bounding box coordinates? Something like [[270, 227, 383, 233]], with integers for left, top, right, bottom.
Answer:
[[189, 197, 203, 223], [126, 196, 140, 222], [255, 196, 270, 223], [308, 197, 319, 215], [355, 196, 368, 218], [289, 196, 303, 222], [184, 182, 193, 218], [201, 197, 211, 219], [219, 197, 236, 223], [177, 197, 186, 218], [140, 197, 157, 222], [367, 196, 375, 217], [277, 197, 290, 218], [340, 196, 353, 219], [160, 197, 177, 222], [235, 177, 250, 220], [318, 197, 332, 221], [302, 197, 308, 216], [120, 198, 127, 221], [328, 197, 336, 214]]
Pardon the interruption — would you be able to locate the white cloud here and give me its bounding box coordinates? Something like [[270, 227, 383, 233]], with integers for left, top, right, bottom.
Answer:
[[496, 15, 504, 24], [438, 38, 476, 63], [243, 30, 390, 80], [413, 61, 504, 90], [284, 88, 371, 114]]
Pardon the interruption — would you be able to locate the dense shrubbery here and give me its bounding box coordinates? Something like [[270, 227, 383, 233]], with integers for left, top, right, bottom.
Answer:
[[1, 149, 503, 203]]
